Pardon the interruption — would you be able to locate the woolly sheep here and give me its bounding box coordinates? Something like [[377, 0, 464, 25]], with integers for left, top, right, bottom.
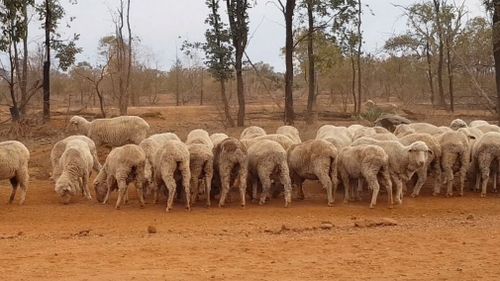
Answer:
[[347, 124, 364, 138], [0, 141, 29, 204], [247, 140, 292, 207], [186, 129, 213, 149], [50, 135, 101, 181], [240, 126, 266, 140], [316, 125, 352, 149], [212, 137, 248, 207], [394, 124, 416, 137], [471, 132, 500, 197], [334, 144, 393, 208], [399, 133, 442, 197], [241, 134, 295, 150], [152, 140, 191, 211], [352, 138, 429, 204], [287, 140, 337, 206], [210, 133, 229, 147], [276, 125, 301, 144], [367, 133, 399, 141], [94, 144, 147, 209], [54, 139, 94, 204], [407, 123, 446, 136], [450, 119, 468, 130], [69, 115, 150, 147], [435, 131, 470, 197], [476, 124, 500, 134], [470, 120, 490, 127]]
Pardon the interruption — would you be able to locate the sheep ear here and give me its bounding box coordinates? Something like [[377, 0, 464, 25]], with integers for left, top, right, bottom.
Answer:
[[428, 150, 433, 155], [468, 135, 476, 140]]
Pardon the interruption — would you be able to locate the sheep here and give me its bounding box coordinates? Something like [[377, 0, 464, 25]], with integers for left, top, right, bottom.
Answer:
[[287, 140, 337, 206], [212, 137, 248, 207], [0, 141, 29, 205], [364, 100, 398, 114], [394, 124, 416, 137], [69, 115, 150, 147], [352, 138, 429, 204], [50, 135, 101, 181], [240, 126, 266, 140], [276, 125, 301, 144], [186, 129, 213, 149], [375, 114, 411, 132], [435, 131, 470, 197], [187, 143, 214, 207], [407, 123, 446, 135], [367, 133, 399, 141], [471, 132, 500, 197], [476, 124, 500, 134], [54, 139, 94, 204], [210, 133, 229, 147], [347, 124, 364, 138], [335, 144, 393, 208], [93, 144, 146, 209], [152, 140, 191, 212], [399, 133, 442, 197], [450, 119, 468, 130], [247, 140, 292, 207], [241, 134, 295, 150], [316, 125, 352, 149], [470, 120, 490, 127], [351, 127, 390, 141]]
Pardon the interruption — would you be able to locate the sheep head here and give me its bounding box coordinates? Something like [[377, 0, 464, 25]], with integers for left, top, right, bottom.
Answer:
[[69, 116, 91, 135], [407, 141, 429, 170]]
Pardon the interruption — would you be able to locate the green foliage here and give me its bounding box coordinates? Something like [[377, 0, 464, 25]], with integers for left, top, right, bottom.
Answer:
[[0, 0, 34, 51], [359, 106, 383, 122], [203, 0, 233, 82]]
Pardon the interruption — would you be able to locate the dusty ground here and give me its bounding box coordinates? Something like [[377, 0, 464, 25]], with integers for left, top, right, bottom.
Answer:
[[0, 104, 500, 280]]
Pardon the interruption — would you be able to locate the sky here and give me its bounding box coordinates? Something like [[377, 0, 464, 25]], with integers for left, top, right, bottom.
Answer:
[[27, 0, 486, 72]]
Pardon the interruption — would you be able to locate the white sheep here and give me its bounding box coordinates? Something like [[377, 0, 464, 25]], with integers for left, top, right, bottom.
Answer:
[[334, 145, 393, 208], [186, 129, 213, 149], [152, 140, 191, 212], [50, 135, 101, 181], [316, 125, 352, 149], [210, 133, 229, 147], [352, 138, 429, 204], [476, 124, 500, 134], [187, 143, 214, 207], [367, 133, 399, 141], [241, 134, 295, 150], [399, 133, 442, 197], [287, 139, 337, 206], [247, 140, 292, 207], [470, 120, 490, 127], [0, 141, 29, 204], [471, 132, 500, 197], [450, 119, 468, 130], [435, 131, 470, 197], [276, 125, 301, 144], [347, 124, 364, 138], [54, 139, 94, 204], [93, 144, 147, 209], [240, 126, 266, 140], [69, 115, 150, 147], [394, 124, 416, 137]]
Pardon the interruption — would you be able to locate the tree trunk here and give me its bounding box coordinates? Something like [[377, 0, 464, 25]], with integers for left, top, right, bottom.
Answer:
[[125, 0, 133, 111], [446, 36, 454, 112], [433, 0, 445, 107], [20, 2, 29, 116], [220, 80, 235, 127], [425, 41, 436, 105], [43, 0, 51, 121], [176, 67, 180, 106], [284, 0, 296, 125], [494, 1, 500, 122], [356, 0, 363, 114], [350, 55, 357, 114], [236, 63, 245, 126], [305, 0, 315, 124], [200, 69, 204, 105]]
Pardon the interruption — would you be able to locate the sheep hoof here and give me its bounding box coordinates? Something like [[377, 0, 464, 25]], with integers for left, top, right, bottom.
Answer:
[[459, 192, 464, 197], [115, 206, 121, 210], [411, 193, 418, 198], [480, 193, 486, 198], [186, 206, 191, 212], [369, 205, 375, 209], [259, 200, 265, 206], [432, 192, 439, 197], [165, 207, 171, 212], [240, 204, 245, 209], [494, 189, 498, 193], [446, 193, 453, 198], [218, 203, 224, 208], [327, 202, 334, 207], [388, 205, 393, 209]]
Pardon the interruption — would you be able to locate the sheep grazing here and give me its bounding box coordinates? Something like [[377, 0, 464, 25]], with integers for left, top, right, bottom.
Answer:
[[247, 140, 292, 207], [212, 137, 248, 207], [187, 143, 214, 207], [347, 124, 364, 138], [152, 140, 191, 212], [54, 139, 94, 204], [69, 115, 150, 147], [186, 129, 213, 149], [240, 126, 266, 140], [367, 133, 398, 141], [450, 119, 468, 130], [210, 133, 229, 147], [394, 124, 416, 137], [352, 138, 429, 204], [241, 134, 295, 150], [470, 120, 490, 128], [0, 141, 29, 205], [276, 125, 301, 144], [471, 132, 500, 197], [476, 124, 500, 134], [94, 144, 147, 209], [406, 123, 446, 136], [50, 135, 101, 181], [375, 114, 411, 132], [435, 131, 470, 197], [399, 133, 442, 197], [316, 125, 352, 149], [334, 145, 392, 208], [287, 140, 337, 206]]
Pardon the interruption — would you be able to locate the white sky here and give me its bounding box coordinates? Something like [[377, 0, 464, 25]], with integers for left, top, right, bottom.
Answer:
[[28, 0, 486, 72]]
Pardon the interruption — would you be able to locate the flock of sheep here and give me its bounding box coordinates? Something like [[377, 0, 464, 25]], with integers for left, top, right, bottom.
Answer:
[[1, 115, 500, 212]]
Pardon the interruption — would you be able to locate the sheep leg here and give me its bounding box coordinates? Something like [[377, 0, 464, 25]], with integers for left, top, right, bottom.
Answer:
[[205, 176, 212, 208], [181, 169, 191, 211], [480, 155, 493, 198], [365, 174, 380, 209], [135, 180, 145, 208], [163, 175, 177, 212], [392, 175, 403, 205], [190, 176, 199, 206], [102, 176, 114, 205], [317, 173, 334, 206], [279, 164, 292, 208], [115, 179, 128, 210], [8, 177, 18, 204], [258, 167, 272, 206], [356, 179, 363, 201], [218, 168, 231, 208], [238, 162, 248, 208], [340, 170, 350, 204], [251, 179, 258, 203], [381, 166, 393, 208], [82, 171, 92, 200], [432, 161, 442, 196], [411, 166, 428, 198]]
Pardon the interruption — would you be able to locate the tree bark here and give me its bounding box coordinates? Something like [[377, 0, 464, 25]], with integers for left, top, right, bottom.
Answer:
[[356, 0, 362, 114], [350, 55, 357, 114], [220, 80, 235, 127], [494, 1, 500, 122], [305, 0, 315, 124], [200, 69, 204, 105], [446, 34, 454, 112], [283, 0, 296, 125], [43, 0, 51, 121], [433, 0, 445, 106], [425, 41, 436, 105], [20, 2, 29, 116], [125, 0, 133, 109]]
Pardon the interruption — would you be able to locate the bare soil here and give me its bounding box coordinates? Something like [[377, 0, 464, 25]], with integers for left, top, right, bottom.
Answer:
[[0, 104, 499, 280]]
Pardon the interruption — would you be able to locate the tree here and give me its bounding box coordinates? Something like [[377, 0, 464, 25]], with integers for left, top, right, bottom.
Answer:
[[492, 0, 500, 121], [226, 0, 251, 127], [37, 0, 81, 121], [204, 0, 235, 127], [277, 0, 296, 125], [432, 0, 446, 106]]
